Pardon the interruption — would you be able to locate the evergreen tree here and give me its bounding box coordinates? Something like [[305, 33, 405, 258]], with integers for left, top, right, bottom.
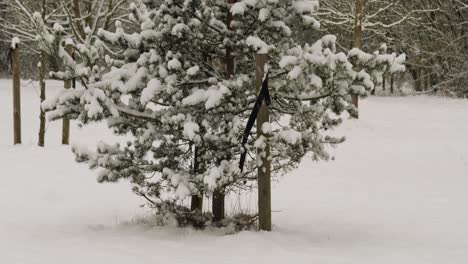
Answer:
[[42, 0, 405, 226]]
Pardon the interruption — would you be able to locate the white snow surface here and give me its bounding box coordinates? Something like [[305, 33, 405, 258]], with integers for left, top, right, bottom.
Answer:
[[1, 79, 468, 263]]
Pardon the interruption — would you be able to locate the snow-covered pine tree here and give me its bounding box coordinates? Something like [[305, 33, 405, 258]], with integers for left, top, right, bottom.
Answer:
[[42, 0, 405, 226]]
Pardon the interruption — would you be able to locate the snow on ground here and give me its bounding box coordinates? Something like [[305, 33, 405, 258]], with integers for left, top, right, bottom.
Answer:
[[1, 79, 468, 263]]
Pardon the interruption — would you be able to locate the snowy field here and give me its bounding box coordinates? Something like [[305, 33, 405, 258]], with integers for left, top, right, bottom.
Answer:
[[1, 79, 468, 263]]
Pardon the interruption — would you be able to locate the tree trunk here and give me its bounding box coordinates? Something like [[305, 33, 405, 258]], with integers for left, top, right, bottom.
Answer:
[[12, 44, 21, 145], [212, 189, 225, 223], [414, 69, 422, 92], [103, 0, 114, 30], [353, 0, 363, 49], [191, 146, 203, 212], [62, 43, 73, 145], [430, 72, 436, 92], [211, 0, 238, 223], [390, 74, 395, 94], [38, 51, 46, 147], [72, 0, 85, 39], [424, 70, 431, 91], [382, 75, 386, 91], [352, 0, 363, 114], [38, 1, 47, 147], [225, 0, 236, 76], [191, 195, 203, 212], [256, 53, 271, 231], [411, 69, 421, 92]]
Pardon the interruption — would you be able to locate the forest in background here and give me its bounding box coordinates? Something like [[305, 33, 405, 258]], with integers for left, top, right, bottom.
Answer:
[[1, 0, 467, 96]]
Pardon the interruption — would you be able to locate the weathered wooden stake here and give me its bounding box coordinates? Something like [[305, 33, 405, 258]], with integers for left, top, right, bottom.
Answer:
[[12, 41, 21, 145], [256, 53, 271, 231], [62, 42, 73, 145]]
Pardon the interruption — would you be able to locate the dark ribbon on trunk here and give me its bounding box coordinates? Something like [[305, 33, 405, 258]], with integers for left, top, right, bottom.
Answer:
[[7, 47, 13, 74], [239, 73, 271, 172]]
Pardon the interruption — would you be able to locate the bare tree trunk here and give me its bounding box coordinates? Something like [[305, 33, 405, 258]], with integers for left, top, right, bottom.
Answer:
[[415, 69, 422, 92], [38, 51, 46, 147], [62, 43, 73, 145], [212, 190, 225, 223], [354, 0, 363, 49], [390, 74, 395, 94], [191, 146, 203, 212], [12, 43, 21, 145], [430, 72, 436, 91], [411, 69, 421, 92], [382, 75, 386, 91], [72, 0, 85, 39], [191, 194, 203, 212], [85, 1, 92, 28], [424, 70, 431, 91], [256, 53, 271, 231], [352, 0, 363, 114], [352, 94, 359, 109], [103, 0, 114, 30], [38, 0, 47, 147]]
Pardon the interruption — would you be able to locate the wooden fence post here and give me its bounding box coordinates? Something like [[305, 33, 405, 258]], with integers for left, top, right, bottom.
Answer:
[[256, 53, 271, 231], [62, 41, 73, 145], [12, 39, 21, 145]]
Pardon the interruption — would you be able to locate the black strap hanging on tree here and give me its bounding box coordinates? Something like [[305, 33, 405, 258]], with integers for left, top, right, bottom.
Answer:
[[72, 52, 76, 89], [7, 47, 13, 74], [239, 73, 271, 172]]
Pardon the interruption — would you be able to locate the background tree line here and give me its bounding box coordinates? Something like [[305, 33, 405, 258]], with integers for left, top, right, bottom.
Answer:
[[1, 0, 467, 96], [315, 0, 468, 96], [0, 0, 130, 78], [0, 0, 131, 146]]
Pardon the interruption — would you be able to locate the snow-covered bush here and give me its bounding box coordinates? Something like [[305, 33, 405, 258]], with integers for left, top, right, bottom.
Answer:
[[42, 0, 405, 225]]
